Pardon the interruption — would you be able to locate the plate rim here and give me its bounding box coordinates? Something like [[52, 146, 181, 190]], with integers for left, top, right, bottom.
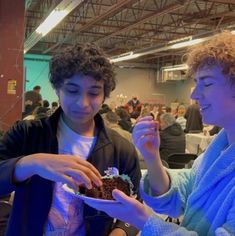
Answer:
[[62, 184, 117, 203]]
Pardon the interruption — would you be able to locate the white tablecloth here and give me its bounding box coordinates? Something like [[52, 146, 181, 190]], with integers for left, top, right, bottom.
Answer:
[[186, 133, 215, 154]]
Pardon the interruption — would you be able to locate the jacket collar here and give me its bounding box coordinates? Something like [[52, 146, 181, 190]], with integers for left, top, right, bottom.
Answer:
[[48, 107, 112, 151]]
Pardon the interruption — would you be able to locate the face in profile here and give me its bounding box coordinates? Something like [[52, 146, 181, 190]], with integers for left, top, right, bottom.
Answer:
[[191, 65, 235, 129]]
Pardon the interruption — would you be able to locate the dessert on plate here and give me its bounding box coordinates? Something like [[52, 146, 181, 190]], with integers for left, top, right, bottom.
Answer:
[[79, 167, 134, 200]]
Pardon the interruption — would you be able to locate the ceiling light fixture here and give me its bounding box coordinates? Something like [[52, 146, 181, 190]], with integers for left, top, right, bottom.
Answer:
[[162, 64, 188, 72], [24, 0, 84, 54], [109, 36, 209, 63], [109, 52, 141, 63], [169, 38, 205, 49], [36, 10, 68, 36]]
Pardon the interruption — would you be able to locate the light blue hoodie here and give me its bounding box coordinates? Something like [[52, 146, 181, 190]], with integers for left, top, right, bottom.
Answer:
[[140, 130, 235, 235]]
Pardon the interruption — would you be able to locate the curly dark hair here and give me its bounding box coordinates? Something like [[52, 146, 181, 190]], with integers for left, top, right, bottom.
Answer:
[[49, 43, 116, 98], [185, 31, 235, 85]]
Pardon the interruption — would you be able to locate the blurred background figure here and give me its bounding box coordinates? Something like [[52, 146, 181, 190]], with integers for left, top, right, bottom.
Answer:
[[47, 101, 59, 116], [98, 103, 111, 115], [103, 111, 132, 142], [175, 104, 187, 131], [116, 107, 132, 133], [156, 104, 165, 124], [140, 103, 151, 117], [43, 100, 50, 114], [127, 95, 141, 112], [150, 104, 159, 120], [24, 85, 43, 114], [109, 101, 117, 112], [23, 106, 48, 120], [159, 113, 185, 162], [184, 101, 203, 133], [165, 106, 172, 114]]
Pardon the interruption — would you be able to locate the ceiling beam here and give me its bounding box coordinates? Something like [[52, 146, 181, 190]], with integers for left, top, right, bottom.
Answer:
[[95, 1, 188, 44], [43, 0, 135, 53], [207, 0, 235, 4]]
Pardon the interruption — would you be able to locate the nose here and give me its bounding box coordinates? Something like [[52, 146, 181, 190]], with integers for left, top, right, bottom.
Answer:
[[76, 94, 89, 107], [190, 86, 201, 101]]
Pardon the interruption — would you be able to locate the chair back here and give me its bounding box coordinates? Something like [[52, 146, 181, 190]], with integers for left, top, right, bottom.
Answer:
[[167, 153, 198, 169]]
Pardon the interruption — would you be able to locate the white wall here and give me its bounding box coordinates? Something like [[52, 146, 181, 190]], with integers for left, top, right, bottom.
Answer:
[[106, 67, 194, 106], [24, 56, 194, 106], [24, 54, 58, 104]]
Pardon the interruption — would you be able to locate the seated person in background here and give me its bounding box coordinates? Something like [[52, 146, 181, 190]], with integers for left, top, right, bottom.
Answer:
[[98, 103, 111, 115], [43, 100, 50, 113], [103, 111, 147, 169], [165, 106, 172, 114], [140, 103, 151, 117], [24, 85, 43, 113], [159, 113, 186, 162], [49, 101, 59, 115], [116, 107, 133, 132], [103, 111, 132, 143], [127, 95, 141, 111], [22, 101, 34, 118], [150, 104, 159, 121], [175, 104, 187, 131], [83, 31, 235, 236], [129, 104, 141, 120], [23, 106, 48, 120]]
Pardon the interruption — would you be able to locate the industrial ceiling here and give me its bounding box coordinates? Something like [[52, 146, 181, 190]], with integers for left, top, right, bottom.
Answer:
[[25, 0, 235, 67]]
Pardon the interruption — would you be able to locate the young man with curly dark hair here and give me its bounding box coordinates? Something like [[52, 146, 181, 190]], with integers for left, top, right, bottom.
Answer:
[[0, 44, 141, 236]]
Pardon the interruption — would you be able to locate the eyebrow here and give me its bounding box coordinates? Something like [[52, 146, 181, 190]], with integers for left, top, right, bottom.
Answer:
[[194, 75, 214, 82], [64, 82, 103, 89], [89, 85, 103, 90]]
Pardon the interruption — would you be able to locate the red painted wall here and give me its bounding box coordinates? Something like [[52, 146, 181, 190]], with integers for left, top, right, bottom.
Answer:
[[0, 0, 25, 131]]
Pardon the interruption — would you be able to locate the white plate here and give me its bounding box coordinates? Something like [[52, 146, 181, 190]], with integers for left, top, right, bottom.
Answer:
[[62, 184, 117, 203]]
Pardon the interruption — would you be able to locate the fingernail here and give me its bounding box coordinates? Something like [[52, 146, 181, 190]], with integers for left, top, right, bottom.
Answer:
[[96, 179, 102, 187], [87, 183, 92, 189]]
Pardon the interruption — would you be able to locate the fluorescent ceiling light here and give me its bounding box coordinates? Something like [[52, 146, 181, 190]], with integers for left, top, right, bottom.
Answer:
[[170, 38, 205, 49], [110, 52, 140, 63], [36, 10, 68, 36], [110, 28, 235, 63], [162, 64, 188, 71], [24, 0, 84, 54]]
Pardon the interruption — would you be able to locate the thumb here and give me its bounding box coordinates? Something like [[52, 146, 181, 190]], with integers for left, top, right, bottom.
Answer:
[[112, 189, 134, 204]]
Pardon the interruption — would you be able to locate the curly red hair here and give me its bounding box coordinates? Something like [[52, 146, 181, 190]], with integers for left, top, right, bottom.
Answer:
[[185, 31, 235, 85]]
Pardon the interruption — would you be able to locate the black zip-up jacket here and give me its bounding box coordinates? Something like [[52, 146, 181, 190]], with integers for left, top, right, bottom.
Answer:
[[0, 107, 141, 236], [160, 122, 186, 162]]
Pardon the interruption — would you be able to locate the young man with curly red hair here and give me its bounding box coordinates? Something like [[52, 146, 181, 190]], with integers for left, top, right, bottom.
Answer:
[[85, 31, 235, 235]]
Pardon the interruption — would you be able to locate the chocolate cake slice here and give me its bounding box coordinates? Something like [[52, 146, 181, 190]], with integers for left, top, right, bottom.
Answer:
[[79, 175, 133, 200]]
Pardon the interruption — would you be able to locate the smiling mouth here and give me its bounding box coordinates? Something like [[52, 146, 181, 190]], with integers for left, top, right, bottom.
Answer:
[[200, 105, 210, 111]]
